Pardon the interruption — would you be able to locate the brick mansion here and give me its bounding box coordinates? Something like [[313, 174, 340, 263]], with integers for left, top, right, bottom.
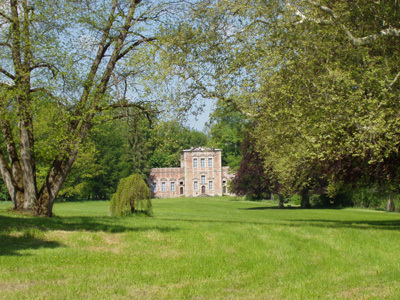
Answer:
[[149, 147, 235, 198]]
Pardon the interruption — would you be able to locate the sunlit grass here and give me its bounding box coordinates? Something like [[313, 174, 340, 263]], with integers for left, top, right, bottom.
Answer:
[[1, 197, 400, 299]]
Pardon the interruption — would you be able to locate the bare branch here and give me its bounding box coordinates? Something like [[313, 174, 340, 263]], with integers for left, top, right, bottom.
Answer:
[[340, 24, 400, 46], [30, 63, 59, 78], [182, 66, 255, 118], [77, 0, 118, 107], [0, 10, 12, 23], [30, 87, 66, 108], [0, 42, 12, 49], [112, 72, 120, 102], [307, 1, 337, 18], [389, 72, 400, 89], [294, 9, 332, 25], [117, 37, 156, 61], [94, 100, 160, 125], [299, 1, 400, 45], [95, 100, 158, 113], [0, 68, 15, 80], [96, 110, 156, 125]]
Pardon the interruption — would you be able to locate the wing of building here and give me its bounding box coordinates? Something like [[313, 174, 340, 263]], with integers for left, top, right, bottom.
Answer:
[[148, 147, 235, 198]]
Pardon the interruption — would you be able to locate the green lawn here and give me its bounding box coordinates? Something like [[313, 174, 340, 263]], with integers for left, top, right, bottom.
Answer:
[[1, 197, 400, 299]]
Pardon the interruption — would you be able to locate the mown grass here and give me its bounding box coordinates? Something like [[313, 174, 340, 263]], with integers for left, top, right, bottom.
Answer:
[[1, 197, 400, 299]]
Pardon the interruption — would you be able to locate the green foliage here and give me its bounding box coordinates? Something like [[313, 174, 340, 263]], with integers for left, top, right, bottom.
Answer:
[[230, 133, 274, 200], [0, 179, 9, 201], [288, 194, 302, 206], [89, 121, 134, 199], [110, 174, 152, 217], [309, 190, 354, 208], [206, 101, 247, 169], [351, 188, 400, 210], [147, 120, 209, 168]]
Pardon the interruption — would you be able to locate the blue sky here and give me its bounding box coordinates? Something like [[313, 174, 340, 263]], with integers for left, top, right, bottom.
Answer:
[[188, 107, 212, 132], [186, 98, 215, 132]]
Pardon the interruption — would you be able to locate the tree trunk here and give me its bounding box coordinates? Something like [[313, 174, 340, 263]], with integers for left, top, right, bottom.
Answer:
[[277, 195, 284, 208], [35, 148, 79, 216], [20, 122, 37, 210], [301, 187, 311, 208], [386, 195, 395, 212], [18, 85, 38, 211], [0, 119, 25, 210], [0, 151, 24, 210]]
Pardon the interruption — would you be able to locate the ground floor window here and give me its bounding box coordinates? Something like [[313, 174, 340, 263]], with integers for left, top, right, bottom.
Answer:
[[171, 182, 175, 191], [162, 182, 166, 192], [194, 181, 198, 190], [209, 181, 213, 190]]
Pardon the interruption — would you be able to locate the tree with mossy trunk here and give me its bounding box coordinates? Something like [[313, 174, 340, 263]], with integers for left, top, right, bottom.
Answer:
[[110, 174, 152, 217]]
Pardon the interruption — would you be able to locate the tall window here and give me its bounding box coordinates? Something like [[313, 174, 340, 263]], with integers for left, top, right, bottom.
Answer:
[[153, 182, 157, 192], [161, 182, 166, 192], [171, 182, 175, 192], [209, 181, 213, 190], [201, 175, 206, 184], [193, 158, 198, 168], [208, 158, 213, 168], [200, 158, 205, 167], [194, 181, 198, 190]]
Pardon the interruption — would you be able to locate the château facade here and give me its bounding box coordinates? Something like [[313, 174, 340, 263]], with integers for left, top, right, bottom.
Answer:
[[149, 147, 235, 198]]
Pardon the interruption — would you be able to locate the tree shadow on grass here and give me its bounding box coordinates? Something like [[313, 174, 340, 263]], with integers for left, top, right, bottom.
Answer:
[[157, 217, 271, 226], [0, 214, 179, 256], [241, 206, 302, 210], [283, 219, 400, 231], [0, 214, 178, 234], [0, 233, 61, 256], [157, 216, 400, 232]]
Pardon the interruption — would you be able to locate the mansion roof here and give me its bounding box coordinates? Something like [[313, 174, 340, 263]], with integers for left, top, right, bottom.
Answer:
[[182, 147, 222, 152]]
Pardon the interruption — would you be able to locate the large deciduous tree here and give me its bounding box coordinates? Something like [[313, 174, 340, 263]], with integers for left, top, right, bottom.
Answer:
[[162, 0, 400, 204], [0, 0, 186, 216], [253, 0, 400, 205]]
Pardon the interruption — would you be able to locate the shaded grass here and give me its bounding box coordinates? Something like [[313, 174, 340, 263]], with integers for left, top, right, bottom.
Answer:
[[1, 197, 400, 299]]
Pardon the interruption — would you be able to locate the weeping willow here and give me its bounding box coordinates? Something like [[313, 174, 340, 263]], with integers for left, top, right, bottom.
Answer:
[[110, 174, 153, 216]]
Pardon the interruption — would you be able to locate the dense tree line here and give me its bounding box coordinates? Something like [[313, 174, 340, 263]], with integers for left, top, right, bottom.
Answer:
[[57, 119, 209, 201], [2, 0, 399, 213]]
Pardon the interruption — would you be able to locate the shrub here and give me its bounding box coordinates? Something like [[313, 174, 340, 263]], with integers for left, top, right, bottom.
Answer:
[[110, 174, 153, 217], [288, 194, 301, 206], [310, 193, 330, 207], [310, 190, 354, 208]]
